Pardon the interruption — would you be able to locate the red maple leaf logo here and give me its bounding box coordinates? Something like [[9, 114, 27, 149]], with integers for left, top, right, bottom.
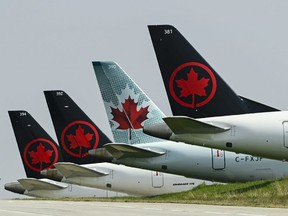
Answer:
[[111, 96, 149, 129], [61, 121, 99, 158], [23, 138, 58, 172], [28, 143, 53, 171], [66, 125, 94, 149], [176, 68, 210, 108]]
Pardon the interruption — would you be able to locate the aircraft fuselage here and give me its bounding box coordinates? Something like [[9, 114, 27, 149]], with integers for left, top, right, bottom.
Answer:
[[170, 111, 288, 162], [113, 140, 288, 183]]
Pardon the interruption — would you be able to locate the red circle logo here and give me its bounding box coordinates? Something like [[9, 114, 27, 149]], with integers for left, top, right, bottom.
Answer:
[[23, 138, 58, 172], [169, 62, 217, 108], [61, 121, 99, 158]]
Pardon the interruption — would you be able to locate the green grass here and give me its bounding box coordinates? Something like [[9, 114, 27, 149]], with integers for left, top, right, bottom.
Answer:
[[26, 177, 288, 208]]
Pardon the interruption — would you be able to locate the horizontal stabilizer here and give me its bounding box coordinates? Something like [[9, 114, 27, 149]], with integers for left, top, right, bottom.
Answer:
[[163, 116, 230, 134], [4, 181, 26, 194], [104, 143, 166, 159], [54, 162, 109, 178], [18, 178, 68, 191]]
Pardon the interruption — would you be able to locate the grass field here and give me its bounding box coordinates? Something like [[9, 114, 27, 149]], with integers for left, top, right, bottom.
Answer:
[[30, 177, 288, 208]]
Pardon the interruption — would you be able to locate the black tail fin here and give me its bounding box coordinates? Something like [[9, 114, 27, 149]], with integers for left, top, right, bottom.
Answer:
[[239, 96, 279, 113], [8, 111, 63, 179], [148, 25, 278, 118], [44, 90, 112, 164]]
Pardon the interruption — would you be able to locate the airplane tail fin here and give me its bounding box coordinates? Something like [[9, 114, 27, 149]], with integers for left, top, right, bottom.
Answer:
[[92, 61, 165, 144], [8, 111, 62, 179], [239, 96, 278, 113], [44, 90, 112, 164], [148, 25, 278, 118]]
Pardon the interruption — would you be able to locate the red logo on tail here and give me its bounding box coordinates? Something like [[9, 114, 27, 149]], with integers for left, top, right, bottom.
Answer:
[[61, 121, 99, 158], [23, 138, 58, 172], [111, 96, 149, 130], [169, 62, 217, 108]]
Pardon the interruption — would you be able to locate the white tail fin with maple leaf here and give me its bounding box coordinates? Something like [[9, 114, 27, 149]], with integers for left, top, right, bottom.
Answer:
[[93, 61, 165, 144]]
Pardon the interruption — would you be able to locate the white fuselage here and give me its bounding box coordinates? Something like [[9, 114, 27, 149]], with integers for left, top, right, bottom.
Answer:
[[8, 178, 127, 198], [170, 111, 288, 161], [112, 140, 288, 183], [61, 162, 202, 196]]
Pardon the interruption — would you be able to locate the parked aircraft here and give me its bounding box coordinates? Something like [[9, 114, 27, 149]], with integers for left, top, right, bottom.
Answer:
[[146, 112, 288, 162], [143, 25, 288, 162], [147, 25, 278, 118], [41, 90, 200, 196], [91, 61, 288, 182], [5, 111, 125, 198]]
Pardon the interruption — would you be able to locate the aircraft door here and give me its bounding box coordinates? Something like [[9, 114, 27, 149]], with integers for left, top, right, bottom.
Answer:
[[211, 149, 225, 170], [283, 122, 288, 148], [152, 171, 163, 188]]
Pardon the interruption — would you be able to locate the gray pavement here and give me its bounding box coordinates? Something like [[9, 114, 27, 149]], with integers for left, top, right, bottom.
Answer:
[[0, 200, 287, 216]]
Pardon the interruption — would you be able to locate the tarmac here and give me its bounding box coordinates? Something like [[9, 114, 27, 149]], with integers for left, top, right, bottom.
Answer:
[[0, 200, 288, 216]]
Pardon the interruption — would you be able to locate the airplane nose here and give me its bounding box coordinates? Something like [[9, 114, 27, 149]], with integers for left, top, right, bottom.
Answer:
[[4, 182, 26, 194], [143, 122, 173, 140]]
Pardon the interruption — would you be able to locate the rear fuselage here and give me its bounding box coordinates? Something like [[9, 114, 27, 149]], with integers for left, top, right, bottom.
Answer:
[[113, 140, 288, 183], [60, 162, 201, 196], [170, 111, 288, 161]]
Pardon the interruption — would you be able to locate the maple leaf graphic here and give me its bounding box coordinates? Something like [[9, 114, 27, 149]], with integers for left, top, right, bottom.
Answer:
[[66, 125, 94, 150], [111, 96, 149, 130], [28, 143, 53, 165], [176, 68, 210, 108]]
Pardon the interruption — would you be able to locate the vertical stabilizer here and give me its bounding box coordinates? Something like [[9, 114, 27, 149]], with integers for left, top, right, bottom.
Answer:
[[44, 90, 111, 164], [148, 25, 278, 117], [93, 61, 165, 144], [9, 111, 63, 179]]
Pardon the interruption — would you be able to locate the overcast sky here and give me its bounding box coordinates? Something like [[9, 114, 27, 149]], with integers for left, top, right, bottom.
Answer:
[[1, 0, 288, 198]]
